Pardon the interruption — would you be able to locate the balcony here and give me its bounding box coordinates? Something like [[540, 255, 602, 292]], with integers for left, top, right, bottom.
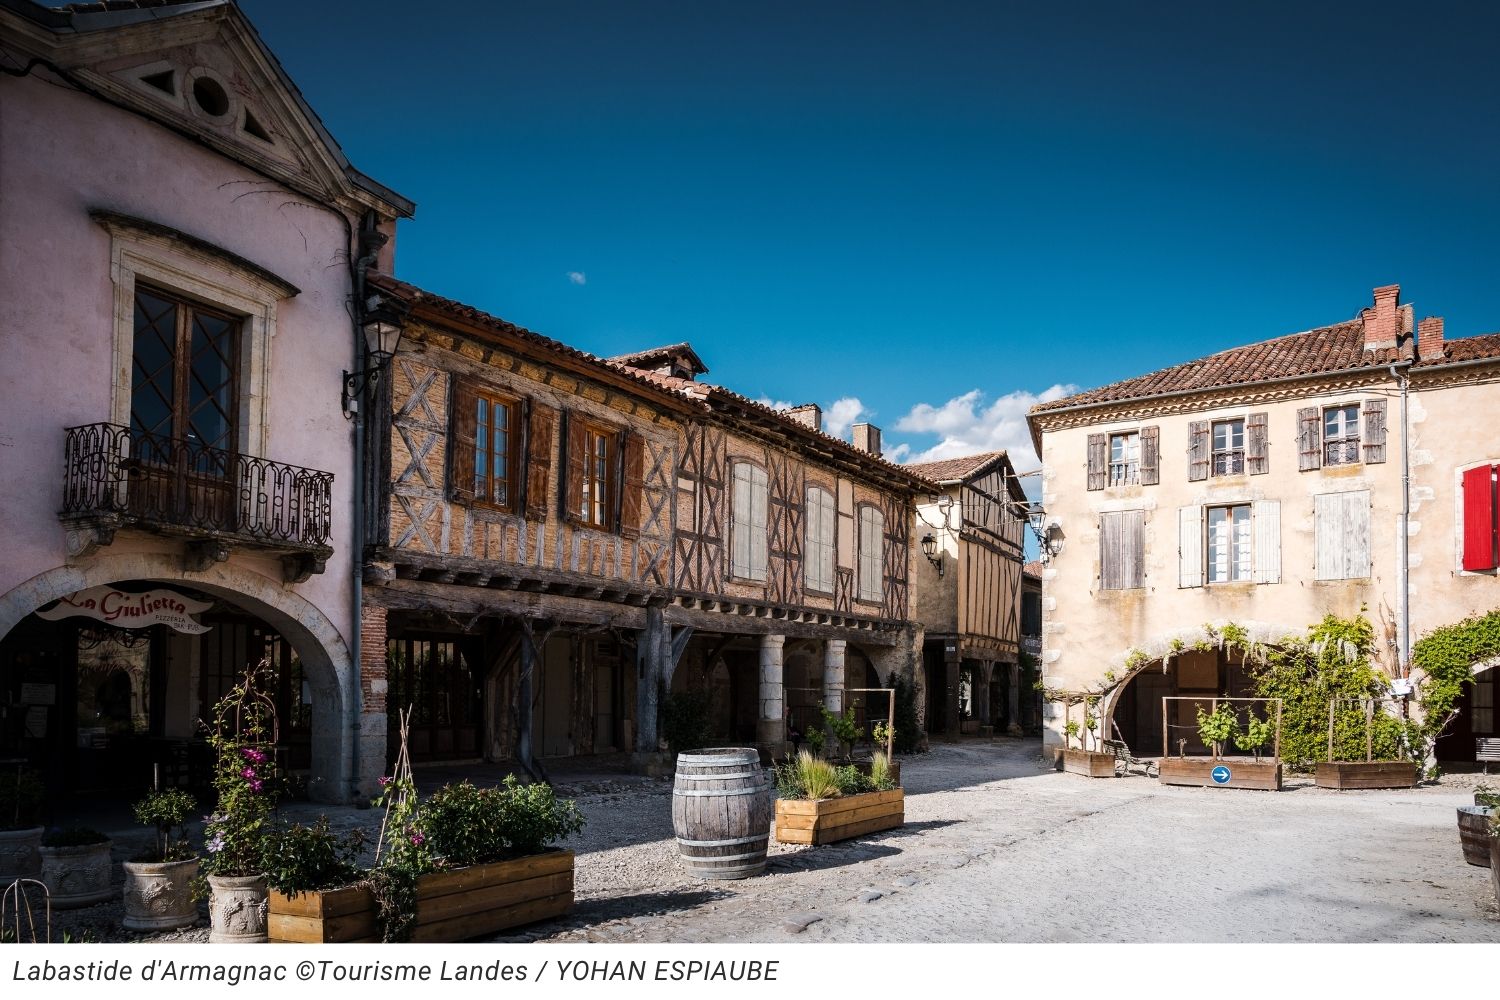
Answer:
[[60, 423, 334, 582]]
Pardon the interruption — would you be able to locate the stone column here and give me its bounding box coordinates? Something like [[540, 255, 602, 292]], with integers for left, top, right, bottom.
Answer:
[[977, 661, 994, 727], [823, 639, 847, 715], [353, 605, 389, 803], [1007, 663, 1023, 736], [757, 634, 786, 750]]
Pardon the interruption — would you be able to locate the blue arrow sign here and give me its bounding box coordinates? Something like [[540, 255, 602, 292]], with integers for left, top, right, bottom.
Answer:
[[1211, 765, 1232, 784]]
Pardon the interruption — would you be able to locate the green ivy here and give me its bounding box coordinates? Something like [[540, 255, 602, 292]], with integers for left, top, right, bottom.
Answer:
[[1411, 609, 1500, 755]]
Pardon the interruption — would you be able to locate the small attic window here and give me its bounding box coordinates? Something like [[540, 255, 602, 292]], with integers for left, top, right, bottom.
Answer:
[[140, 70, 176, 95], [242, 110, 272, 143], [192, 76, 230, 117]]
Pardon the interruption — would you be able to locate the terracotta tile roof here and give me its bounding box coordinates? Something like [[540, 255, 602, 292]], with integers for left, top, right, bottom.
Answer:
[[1022, 560, 1044, 579], [1415, 331, 1500, 368], [905, 451, 1008, 484], [607, 342, 708, 376], [369, 272, 937, 491], [1030, 319, 1500, 417]]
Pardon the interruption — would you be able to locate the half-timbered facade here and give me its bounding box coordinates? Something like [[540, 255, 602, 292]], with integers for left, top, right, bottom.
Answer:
[[907, 453, 1029, 739], [1027, 284, 1500, 763], [0, 0, 411, 804], [359, 290, 929, 774]]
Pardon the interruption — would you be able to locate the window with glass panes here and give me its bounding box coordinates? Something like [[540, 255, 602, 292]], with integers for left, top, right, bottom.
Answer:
[[473, 391, 516, 510], [579, 426, 614, 528], [1212, 419, 1245, 476], [1206, 504, 1251, 583], [1323, 404, 1361, 465], [1109, 432, 1140, 486]]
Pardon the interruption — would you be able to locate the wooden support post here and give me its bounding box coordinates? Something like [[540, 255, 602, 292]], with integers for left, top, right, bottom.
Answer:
[[514, 620, 550, 784], [1365, 699, 1374, 763], [634, 606, 664, 755], [1327, 699, 1336, 763]]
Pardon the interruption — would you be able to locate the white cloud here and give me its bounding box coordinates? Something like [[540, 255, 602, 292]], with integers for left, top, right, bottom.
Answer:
[[756, 397, 795, 411], [891, 384, 1077, 468], [566, 271, 587, 286], [823, 397, 868, 439]]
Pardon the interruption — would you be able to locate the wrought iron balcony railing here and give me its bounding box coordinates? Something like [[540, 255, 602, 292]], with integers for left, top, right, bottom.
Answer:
[[61, 423, 334, 556]]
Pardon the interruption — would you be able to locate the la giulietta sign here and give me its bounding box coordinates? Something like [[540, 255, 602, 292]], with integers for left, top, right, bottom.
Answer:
[[36, 586, 213, 634]]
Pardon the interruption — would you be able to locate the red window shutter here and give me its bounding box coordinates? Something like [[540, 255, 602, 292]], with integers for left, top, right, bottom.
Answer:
[[1462, 465, 1497, 571]]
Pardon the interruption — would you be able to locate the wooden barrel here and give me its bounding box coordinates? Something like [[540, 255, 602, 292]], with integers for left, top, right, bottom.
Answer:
[[671, 748, 772, 880], [1457, 806, 1494, 867]]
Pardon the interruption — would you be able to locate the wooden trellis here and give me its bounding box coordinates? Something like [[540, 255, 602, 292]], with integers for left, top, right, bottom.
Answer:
[[1327, 697, 1381, 763], [1161, 696, 1283, 763]]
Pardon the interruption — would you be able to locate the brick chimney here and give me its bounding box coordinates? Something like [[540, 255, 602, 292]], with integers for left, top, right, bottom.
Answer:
[[1417, 316, 1445, 361], [786, 403, 822, 433], [1362, 284, 1401, 351], [851, 422, 882, 458]]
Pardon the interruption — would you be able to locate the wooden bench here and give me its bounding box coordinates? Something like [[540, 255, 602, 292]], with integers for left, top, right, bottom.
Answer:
[[1478, 738, 1500, 773], [1102, 738, 1158, 778]]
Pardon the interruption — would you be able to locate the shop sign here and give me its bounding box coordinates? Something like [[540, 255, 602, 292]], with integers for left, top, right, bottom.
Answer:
[[36, 586, 213, 634]]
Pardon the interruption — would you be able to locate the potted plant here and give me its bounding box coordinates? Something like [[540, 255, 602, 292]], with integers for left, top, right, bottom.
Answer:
[[1313, 699, 1420, 790], [0, 766, 45, 882], [1457, 800, 1495, 868], [39, 828, 113, 909], [773, 750, 903, 846], [1059, 701, 1114, 778], [821, 706, 861, 761], [1158, 701, 1283, 790], [122, 787, 200, 931], [267, 759, 584, 943], [199, 664, 278, 943], [1489, 816, 1499, 913]]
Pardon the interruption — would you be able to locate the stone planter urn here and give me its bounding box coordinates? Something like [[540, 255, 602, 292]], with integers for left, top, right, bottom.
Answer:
[[0, 827, 44, 882], [40, 840, 114, 908], [208, 874, 269, 943], [122, 858, 200, 931]]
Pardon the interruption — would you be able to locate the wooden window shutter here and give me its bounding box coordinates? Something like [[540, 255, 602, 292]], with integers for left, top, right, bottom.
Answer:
[[619, 431, 646, 539], [1343, 491, 1371, 579], [1297, 407, 1321, 471], [523, 401, 553, 522], [1246, 412, 1269, 475], [1124, 509, 1144, 588], [1252, 499, 1281, 584], [1187, 421, 1210, 481], [750, 467, 769, 580], [447, 375, 478, 505], [1363, 398, 1387, 464], [1100, 510, 1144, 590], [560, 410, 586, 523], [1178, 506, 1203, 588], [1139, 425, 1160, 485], [731, 464, 752, 578], [1086, 433, 1107, 491], [1462, 465, 1498, 571], [1316, 491, 1370, 580]]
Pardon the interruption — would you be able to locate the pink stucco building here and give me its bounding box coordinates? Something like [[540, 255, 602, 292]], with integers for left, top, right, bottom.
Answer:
[[0, 0, 411, 803]]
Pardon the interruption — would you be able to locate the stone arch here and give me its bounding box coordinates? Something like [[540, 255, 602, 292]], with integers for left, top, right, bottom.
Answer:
[[0, 553, 353, 803]]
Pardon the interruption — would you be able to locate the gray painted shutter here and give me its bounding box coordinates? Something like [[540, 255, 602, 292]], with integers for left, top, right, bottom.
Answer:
[[1123, 509, 1144, 588], [1246, 412, 1269, 475], [1100, 510, 1144, 590], [1252, 499, 1281, 584], [1187, 421, 1210, 481], [1140, 425, 1160, 485], [1179, 505, 1203, 588], [1099, 513, 1121, 589], [1315, 491, 1370, 580], [750, 467, 769, 580], [1342, 491, 1371, 578], [1363, 398, 1387, 464], [731, 464, 752, 578], [1298, 407, 1321, 471], [1086, 433, 1107, 491]]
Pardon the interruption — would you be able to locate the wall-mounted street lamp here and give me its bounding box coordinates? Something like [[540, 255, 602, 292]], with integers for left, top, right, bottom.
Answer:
[[920, 532, 944, 577], [343, 294, 408, 414], [1042, 522, 1065, 563]]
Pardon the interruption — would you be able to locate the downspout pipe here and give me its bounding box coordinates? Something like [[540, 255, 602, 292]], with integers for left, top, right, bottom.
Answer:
[[1389, 361, 1412, 681], [349, 211, 386, 802]]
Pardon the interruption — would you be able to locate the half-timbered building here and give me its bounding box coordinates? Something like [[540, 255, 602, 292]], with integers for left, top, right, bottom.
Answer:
[[359, 285, 931, 776], [906, 453, 1029, 739]]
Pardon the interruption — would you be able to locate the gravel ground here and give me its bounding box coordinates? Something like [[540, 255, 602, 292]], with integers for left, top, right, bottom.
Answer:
[[32, 740, 1500, 943]]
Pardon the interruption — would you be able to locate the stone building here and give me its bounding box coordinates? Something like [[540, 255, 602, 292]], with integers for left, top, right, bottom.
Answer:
[[357, 279, 932, 777], [1026, 284, 1500, 764], [905, 453, 1029, 739], [0, 0, 411, 803]]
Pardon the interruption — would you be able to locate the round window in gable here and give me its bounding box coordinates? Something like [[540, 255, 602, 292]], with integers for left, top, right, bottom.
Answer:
[[192, 76, 230, 117]]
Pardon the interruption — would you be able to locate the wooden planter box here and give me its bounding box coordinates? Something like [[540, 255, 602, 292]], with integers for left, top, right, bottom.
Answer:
[[1314, 761, 1418, 790], [1061, 749, 1115, 778], [268, 849, 574, 943], [1158, 758, 1282, 791], [775, 789, 904, 846], [852, 757, 901, 786]]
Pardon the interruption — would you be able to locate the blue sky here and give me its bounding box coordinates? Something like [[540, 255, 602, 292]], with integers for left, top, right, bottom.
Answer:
[[246, 1, 1499, 467]]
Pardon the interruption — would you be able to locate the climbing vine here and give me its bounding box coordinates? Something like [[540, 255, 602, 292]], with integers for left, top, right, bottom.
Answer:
[[1410, 609, 1500, 759]]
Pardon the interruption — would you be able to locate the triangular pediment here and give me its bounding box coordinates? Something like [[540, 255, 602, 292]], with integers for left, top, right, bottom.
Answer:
[[7, 1, 411, 218]]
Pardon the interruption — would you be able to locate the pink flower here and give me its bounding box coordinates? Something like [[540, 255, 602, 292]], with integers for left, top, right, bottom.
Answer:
[[410, 833, 425, 846], [241, 767, 257, 780], [378, 776, 391, 786], [249, 780, 264, 793]]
